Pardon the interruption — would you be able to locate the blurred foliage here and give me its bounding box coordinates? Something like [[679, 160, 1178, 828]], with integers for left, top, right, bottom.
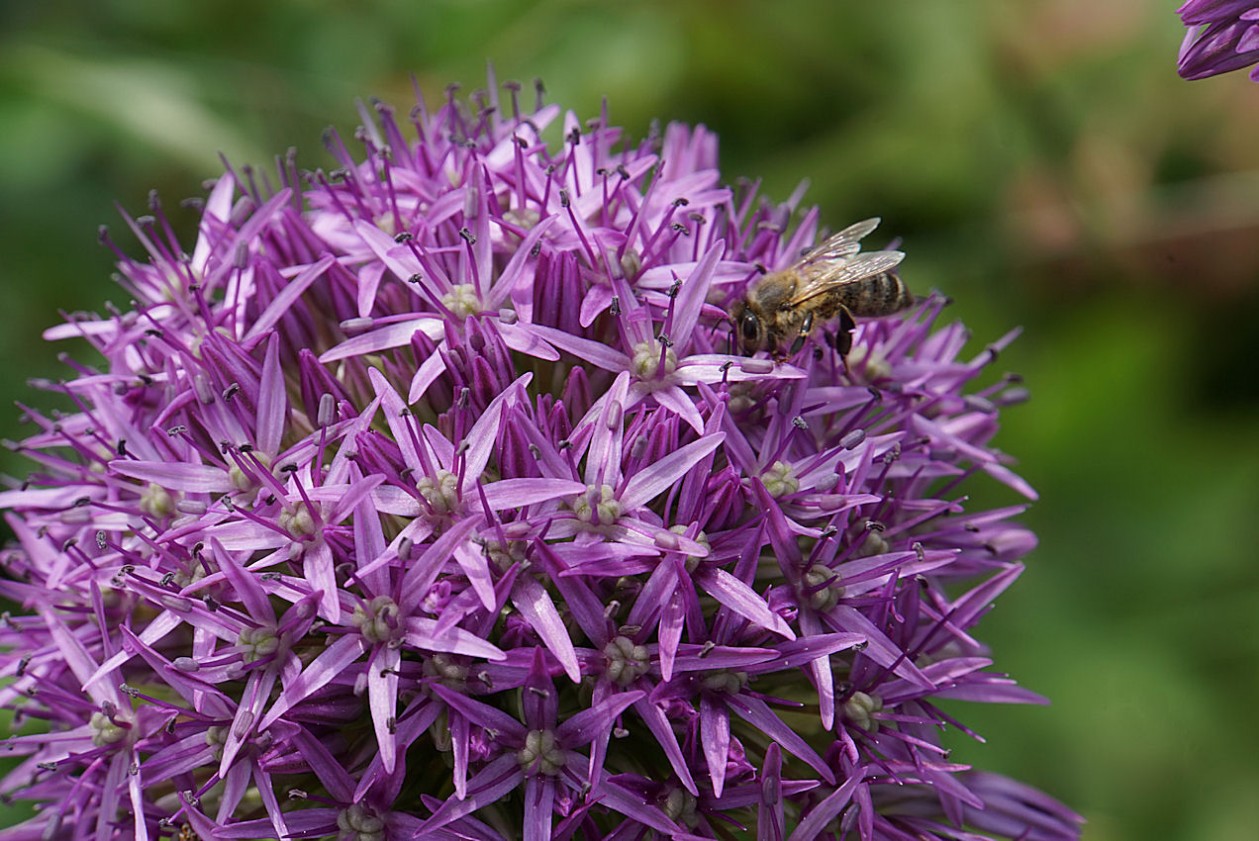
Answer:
[[2, 1, 1258, 839]]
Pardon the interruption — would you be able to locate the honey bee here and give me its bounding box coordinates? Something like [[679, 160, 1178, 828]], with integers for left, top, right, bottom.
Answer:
[[730, 217, 913, 358]]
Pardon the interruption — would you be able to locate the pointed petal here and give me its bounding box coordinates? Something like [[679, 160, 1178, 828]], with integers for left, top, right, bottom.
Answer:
[[487, 216, 558, 310], [700, 695, 731, 798], [255, 333, 285, 456], [555, 690, 643, 747], [211, 538, 275, 625], [259, 634, 366, 730], [319, 317, 443, 363], [243, 255, 336, 341], [369, 647, 401, 773], [408, 345, 449, 403], [421, 755, 523, 833], [789, 775, 863, 841], [619, 432, 725, 511], [110, 460, 232, 493], [512, 577, 581, 683], [650, 385, 705, 434], [696, 567, 795, 639], [481, 478, 587, 509], [635, 697, 697, 795], [671, 241, 724, 349], [729, 694, 833, 784], [404, 617, 506, 660], [527, 324, 630, 372]]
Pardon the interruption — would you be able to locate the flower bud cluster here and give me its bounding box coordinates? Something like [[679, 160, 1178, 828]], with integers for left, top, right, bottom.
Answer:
[[0, 78, 1080, 839]]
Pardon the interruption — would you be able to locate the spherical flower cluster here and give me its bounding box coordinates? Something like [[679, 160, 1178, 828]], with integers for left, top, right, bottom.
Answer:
[[0, 79, 1082, 840], [1177, 1, 1259, 81]]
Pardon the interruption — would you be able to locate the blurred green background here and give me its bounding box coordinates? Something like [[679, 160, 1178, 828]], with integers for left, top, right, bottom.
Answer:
[[2, 1, 1257, 839]]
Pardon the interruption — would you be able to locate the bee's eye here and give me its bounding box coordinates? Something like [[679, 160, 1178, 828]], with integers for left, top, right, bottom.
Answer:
[[740, 311, 761, 345]]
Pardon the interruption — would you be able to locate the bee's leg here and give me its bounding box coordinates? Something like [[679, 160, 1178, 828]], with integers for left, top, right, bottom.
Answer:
[[789, 311, 814, 356], [833, 308, 855, 358]]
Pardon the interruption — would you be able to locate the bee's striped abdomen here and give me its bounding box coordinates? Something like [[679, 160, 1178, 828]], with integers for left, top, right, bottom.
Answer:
[[842, 272, 913, 317]]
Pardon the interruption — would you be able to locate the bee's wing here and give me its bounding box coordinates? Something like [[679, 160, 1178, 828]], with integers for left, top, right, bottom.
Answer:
[[787, 250, 905, 305], [795, 217, 882, 266]]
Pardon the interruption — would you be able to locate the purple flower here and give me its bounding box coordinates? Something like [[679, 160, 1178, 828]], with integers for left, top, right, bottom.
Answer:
[[0, 77, 1082, 839], [1177, 1, 1259, 81]]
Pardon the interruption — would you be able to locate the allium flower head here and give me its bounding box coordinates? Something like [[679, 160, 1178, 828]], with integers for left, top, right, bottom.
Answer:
[[1177, 1, 1259, 80], [0, 76, 1082, 839]]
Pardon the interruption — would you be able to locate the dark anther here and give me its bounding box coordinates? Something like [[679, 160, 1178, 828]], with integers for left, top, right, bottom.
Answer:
[[145, 329, 163, 338], [459, 227, 476, 245], [657, 333, 673, 348], [74, 497, 91, 507], [672, 223, 689, 234], [238, 443, 254, 453], [203, 596, 220, 612], [222, 383, 241, 402], [167, 425, 187, 436], [559, 189, 571, 209], [95, 531, 107, 550], [160, 572, 176, 587], [754, 263, 768, 275], [558, 439, 572, 451], [616, 164, 630, 180], [116, 439, 127, 457], [394, 232, 413, 243], [264, 495, 277, 506], [408, 273, 423, 284], [137, 374, 154, 386], [567, 126, 581, 146], [792, 416, 808, 430], [667, 280, 682, 299], [609, 296, 621, 317], [279, 463, 299, 473], [688, 212, 706, 223], [530, 242, 542, 257]]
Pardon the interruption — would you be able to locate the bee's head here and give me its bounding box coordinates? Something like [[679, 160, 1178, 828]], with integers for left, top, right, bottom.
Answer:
[[731, 299, 763, 355]]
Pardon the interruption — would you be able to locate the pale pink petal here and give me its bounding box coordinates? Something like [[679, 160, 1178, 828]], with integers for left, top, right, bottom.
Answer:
[[319, 317, 443, 363], [255, 333, 285, 456]]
